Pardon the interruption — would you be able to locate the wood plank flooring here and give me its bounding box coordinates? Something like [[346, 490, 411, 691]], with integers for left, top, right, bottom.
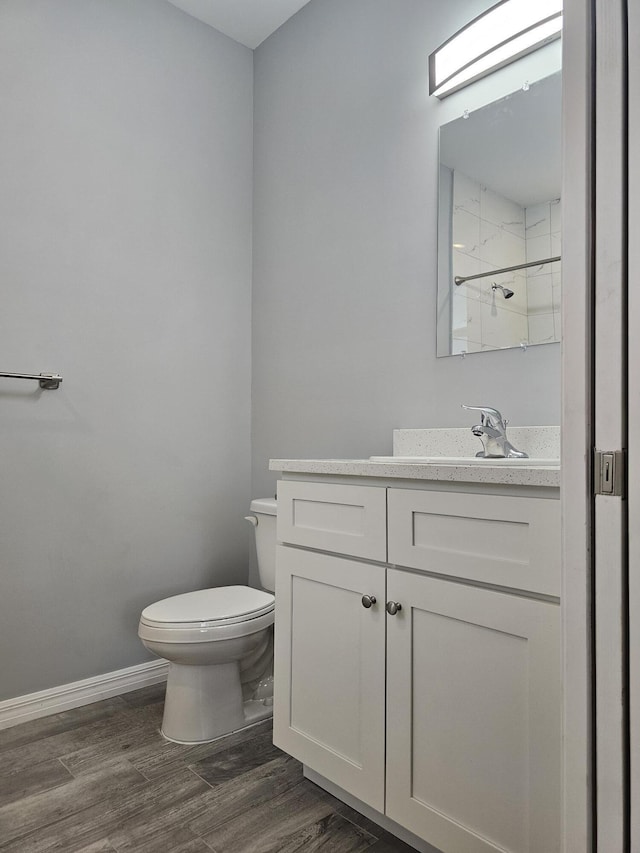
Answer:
[[0, 685, 414, 852]]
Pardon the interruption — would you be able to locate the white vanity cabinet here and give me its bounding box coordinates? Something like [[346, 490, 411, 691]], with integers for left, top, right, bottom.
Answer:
[[273, 478, 561, 853]]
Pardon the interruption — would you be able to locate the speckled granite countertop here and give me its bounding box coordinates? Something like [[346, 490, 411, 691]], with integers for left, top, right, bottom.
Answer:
[[270, 427, 561, 488], [269, 458, 560, 487]]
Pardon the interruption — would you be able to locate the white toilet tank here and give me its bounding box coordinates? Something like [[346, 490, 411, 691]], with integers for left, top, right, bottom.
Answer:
[[249, 498, 277, 593]]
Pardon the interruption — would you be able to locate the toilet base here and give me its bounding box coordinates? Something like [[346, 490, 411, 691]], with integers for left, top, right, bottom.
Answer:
[[161, 698, 273, 744], [160, 660, 273, 745]]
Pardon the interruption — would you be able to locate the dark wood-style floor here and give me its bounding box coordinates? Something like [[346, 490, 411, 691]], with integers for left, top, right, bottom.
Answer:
[[0, 683, 414, 852]]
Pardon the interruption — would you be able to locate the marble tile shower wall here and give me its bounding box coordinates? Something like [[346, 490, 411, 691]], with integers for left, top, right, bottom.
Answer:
[[451, 171, 561, 353], [451, 171, 528, 354], [525, 199, 562, 345]]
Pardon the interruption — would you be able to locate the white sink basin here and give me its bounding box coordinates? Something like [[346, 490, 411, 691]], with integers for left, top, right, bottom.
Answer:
[[369, 456, 560, 467]]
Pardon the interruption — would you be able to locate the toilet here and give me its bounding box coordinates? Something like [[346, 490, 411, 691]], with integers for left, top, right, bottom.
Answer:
[[138, 498, 277, 744]]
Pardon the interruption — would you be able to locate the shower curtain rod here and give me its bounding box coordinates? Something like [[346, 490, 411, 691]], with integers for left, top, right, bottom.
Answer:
[[0, 371, 63, 389], [454, 255, 561, 285]]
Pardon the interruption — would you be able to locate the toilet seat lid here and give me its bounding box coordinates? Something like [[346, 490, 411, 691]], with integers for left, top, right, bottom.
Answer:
[[140, 586, 275, 628]]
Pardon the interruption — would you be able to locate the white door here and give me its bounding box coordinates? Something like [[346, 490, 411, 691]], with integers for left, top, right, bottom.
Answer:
[[561, 2, 596, 849], [564, 0, 632, 848], [385, 569, 561, 853], [628, 0, 640, 846], [592, 0, 629, 849], [272, 545, 386, 811]]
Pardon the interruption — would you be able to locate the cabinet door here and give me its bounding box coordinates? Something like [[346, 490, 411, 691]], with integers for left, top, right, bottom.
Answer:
[[386, 570, 561, 853], [273, 544, 386, 811]]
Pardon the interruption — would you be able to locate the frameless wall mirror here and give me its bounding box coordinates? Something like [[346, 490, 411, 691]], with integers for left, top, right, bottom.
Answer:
[[436, 71, 562, 357]]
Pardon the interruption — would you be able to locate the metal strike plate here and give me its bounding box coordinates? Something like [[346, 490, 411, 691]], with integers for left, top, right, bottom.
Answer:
[[594, 449, 625, 497]]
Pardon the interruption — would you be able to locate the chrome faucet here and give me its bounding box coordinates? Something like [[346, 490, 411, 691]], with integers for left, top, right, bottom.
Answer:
[[461, 405, 528, 459]]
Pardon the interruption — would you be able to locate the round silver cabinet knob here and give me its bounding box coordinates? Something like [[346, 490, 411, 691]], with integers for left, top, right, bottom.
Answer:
[[361, 594, 377, 609], [386, 601, 402, 615]]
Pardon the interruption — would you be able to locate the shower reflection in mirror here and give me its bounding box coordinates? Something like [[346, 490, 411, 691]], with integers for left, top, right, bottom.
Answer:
[[436, 71, 562, 357]]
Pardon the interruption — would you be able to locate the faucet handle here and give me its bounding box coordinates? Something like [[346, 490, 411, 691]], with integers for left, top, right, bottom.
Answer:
[[461, 405, 505, 430]]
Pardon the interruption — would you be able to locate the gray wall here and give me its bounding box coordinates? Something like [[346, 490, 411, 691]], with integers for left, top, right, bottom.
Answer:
[[252, 0, 561, 499], [0, 0, 563, 702], [0, 0, 253, 700]]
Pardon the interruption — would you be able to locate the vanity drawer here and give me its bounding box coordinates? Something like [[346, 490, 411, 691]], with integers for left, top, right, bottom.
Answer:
[[387, 488, 560, 596], [277, 481, 387, 561]]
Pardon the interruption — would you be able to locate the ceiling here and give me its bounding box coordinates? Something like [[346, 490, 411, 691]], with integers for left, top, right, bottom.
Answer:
[[166, 0, 312, 49]]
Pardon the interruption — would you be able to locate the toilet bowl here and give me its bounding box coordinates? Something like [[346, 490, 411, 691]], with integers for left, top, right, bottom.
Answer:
[[138, 498, 277, 744]]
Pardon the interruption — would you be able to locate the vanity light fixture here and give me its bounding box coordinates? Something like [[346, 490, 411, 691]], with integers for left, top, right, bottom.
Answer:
[[429, 0, 562, 99]]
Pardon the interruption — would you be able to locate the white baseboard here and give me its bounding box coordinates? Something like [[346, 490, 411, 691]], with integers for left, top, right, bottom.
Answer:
[[0, 659, 169, 731]]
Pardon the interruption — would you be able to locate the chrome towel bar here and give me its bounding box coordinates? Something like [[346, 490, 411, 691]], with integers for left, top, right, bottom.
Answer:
[[0, 371, 63, 389], [454, 255, 561, 286]]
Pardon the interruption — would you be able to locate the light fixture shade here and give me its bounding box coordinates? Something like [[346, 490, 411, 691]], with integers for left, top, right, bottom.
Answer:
[[429, 0, 562, 99]]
